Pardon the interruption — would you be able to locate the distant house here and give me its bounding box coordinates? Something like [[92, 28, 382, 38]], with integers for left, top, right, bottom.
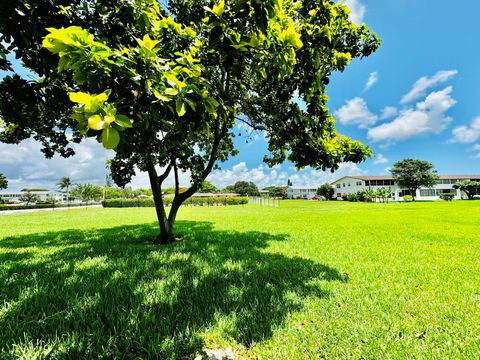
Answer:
[[0, 190, 67, 204], [330, 175, 480, 201], [286, 186, 317, 199]]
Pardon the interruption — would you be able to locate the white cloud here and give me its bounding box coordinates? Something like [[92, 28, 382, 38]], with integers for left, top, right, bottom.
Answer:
[[0, 138, 112, 191], [401, 70, 458, 104], [363, 71, 378, 92], [450, 117, 480, 144], [334, 97, 378, 128], [368, 86, 456, 143], [340, 0, 366, 24], [380, 106, 398, 120], [373, 154, 388, 164], [204, 162, 366, 189]]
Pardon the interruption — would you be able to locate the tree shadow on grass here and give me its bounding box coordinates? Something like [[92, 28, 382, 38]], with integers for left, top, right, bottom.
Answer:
[[0, 221, 345, 359]]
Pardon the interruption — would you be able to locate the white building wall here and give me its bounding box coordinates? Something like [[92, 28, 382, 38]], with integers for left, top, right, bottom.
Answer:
[[287, 187, 318, 199], [331, 177, 464, 201]]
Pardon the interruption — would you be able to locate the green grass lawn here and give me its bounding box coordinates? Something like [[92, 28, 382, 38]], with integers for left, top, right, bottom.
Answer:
[[1, 201, 479, 359]]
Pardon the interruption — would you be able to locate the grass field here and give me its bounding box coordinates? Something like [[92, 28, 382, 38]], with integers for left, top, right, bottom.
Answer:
[[1, 201, 479, 359]]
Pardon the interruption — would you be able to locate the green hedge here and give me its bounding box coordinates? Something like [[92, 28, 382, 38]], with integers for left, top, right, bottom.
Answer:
[[0, 203, 97, 211], [102, 196, 249, 208]]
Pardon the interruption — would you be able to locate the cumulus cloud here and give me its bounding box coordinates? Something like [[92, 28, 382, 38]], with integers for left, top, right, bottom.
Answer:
[[363, 71, 378, 92], [380, 106, 398, 120], [450, 117, 480, 144], [202, 162, 367, 189], [334, 97, 378, 128], [368, 86, 456, 143], [340, 0, 366, 24], [373, 154, 388, 165], [0, 138, 112, 191], [401, 70, 458, 104]]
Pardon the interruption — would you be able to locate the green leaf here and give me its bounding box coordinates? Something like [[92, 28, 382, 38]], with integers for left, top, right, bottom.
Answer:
[[184, 98, 197, 111], [176, 98, 187, 117], [87, 114, 107, 130], [102, 127, 120, 149], [115, 115, 133, 128]]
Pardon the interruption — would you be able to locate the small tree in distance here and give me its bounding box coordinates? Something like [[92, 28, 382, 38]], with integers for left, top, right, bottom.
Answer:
[[57, 176, 73, 204], [198, 181, 218, 194], [19, 191, 40, 205], [265, 186, 288, 199], [0, 173, 7, 191], [233, 181, 260, 197], [316, 183, 335, 200], [454, 180, 480, 200], [390, 159, 439, 201], [71, 184, 103, 205]]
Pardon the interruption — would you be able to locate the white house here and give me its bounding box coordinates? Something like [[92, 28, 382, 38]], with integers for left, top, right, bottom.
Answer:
[[331, 175, 480, 201], [287, 186, 318, 199], [0, 190, 67, 204]]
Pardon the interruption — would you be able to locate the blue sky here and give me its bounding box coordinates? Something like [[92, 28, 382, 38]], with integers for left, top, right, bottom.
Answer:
[[1, 0, 479, 191]]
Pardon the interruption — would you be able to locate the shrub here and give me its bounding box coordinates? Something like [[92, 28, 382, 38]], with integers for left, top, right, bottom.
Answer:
[[102, 197, 249, 208], [403, 195, 413, 202], [347, 193, 358, 202], [0, 203, 94, 211], [440, 193, 455, 201], [341, 193, 348, 201]]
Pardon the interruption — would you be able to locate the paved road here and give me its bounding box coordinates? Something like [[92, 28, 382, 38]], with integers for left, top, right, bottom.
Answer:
[[0, 205, 102, 215]]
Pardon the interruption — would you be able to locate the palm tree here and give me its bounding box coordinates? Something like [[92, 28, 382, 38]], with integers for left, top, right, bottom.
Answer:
[[57, 176, 73, 205]]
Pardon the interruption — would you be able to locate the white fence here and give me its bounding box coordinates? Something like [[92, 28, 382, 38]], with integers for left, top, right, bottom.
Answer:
[[249, 197, 280, 207]]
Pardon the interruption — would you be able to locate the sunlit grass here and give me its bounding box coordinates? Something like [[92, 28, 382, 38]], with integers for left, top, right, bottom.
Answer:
[[1, 201, 479, 358]]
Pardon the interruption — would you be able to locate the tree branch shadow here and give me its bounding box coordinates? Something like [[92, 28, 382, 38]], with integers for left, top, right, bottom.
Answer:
[[0, 221, 346, 358]]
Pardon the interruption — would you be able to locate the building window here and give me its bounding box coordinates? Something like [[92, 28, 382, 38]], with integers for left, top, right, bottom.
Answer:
[[356, 181, 362, 186], [336, 184, 341, 189], [343, 183, 345, 187]]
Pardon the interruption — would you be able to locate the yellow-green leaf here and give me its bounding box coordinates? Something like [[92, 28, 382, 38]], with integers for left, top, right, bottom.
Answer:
[[211, 0, 225, 16], [87, 114, 107, 130], [69, 92, 93, 105], [176, 98, 187, 117]]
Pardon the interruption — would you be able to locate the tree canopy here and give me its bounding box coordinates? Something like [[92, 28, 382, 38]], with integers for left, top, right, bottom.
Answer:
[[233, 181, 260, 196], [198, 180, 219, 193], [390, 159, 439, 200], [0, 0, 380, 243], [71, 184, 103, 203]]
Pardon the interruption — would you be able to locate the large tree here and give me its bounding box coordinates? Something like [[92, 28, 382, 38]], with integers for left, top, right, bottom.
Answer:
[[0, 173, 7, 191], [390, 159, 439, 201], [0, 0, 380, 243]]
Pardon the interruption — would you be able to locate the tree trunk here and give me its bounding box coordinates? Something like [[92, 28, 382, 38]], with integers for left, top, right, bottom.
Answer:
[[147, 163, 175, 244], [411, 189, 416, 201]]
